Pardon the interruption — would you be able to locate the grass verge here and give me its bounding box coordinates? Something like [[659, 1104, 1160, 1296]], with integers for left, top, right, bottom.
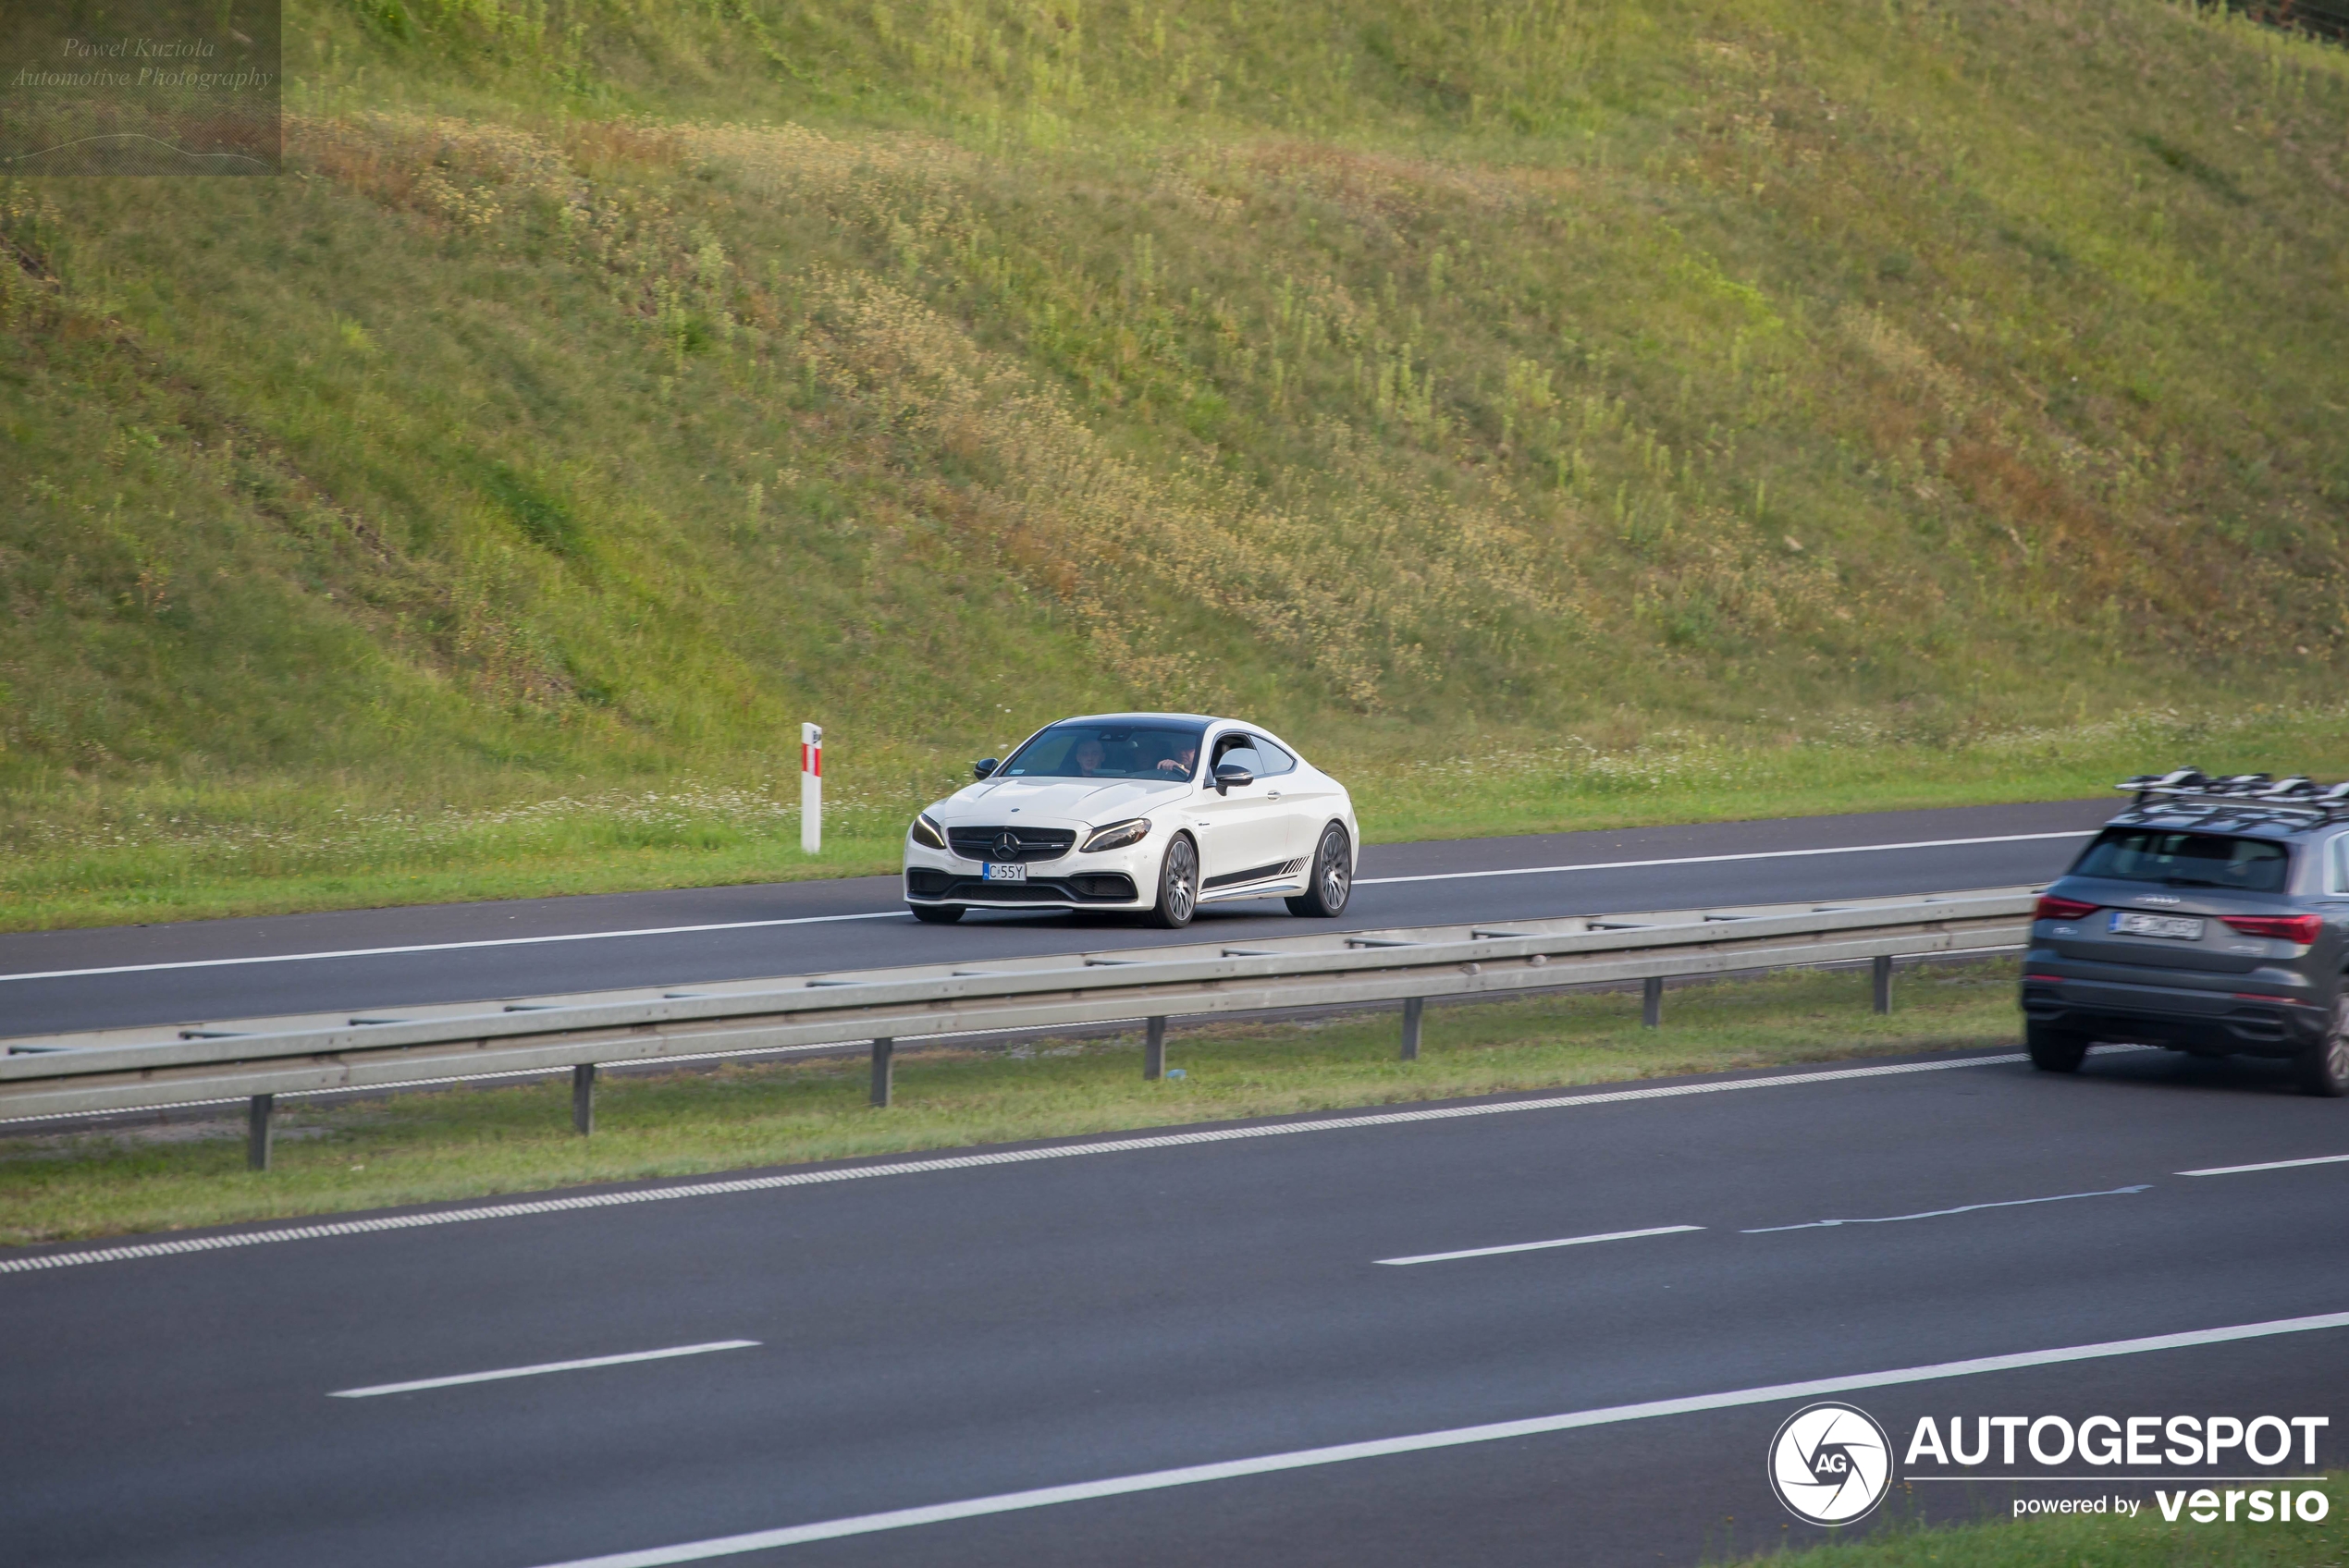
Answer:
[[0, 959, 2022, 1248], [1743, 1475, 2346, 1566], [11, 701, 2347, 934]]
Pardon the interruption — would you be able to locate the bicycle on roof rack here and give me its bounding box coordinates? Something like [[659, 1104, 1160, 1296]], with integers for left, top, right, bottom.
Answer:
[[2118, 767, 2349, 822]]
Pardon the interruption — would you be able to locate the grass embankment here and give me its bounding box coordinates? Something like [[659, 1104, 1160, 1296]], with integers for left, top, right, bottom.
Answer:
[[6, 0, 2349, 928], [0, 959, 2018, 1246], [1748, 1476, 2346, 1567]]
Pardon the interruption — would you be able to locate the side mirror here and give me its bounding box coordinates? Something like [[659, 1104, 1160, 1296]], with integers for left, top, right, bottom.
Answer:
[[1213, 763, 1253, 795], [973, 758, 998, 779]]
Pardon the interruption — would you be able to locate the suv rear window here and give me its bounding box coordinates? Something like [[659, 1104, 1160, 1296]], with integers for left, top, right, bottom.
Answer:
[[2072, 829, 2290, 893]]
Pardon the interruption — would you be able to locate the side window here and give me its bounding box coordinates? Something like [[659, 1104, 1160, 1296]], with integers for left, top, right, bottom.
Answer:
[[1218, 741, 1265, 775], [2331, 835, 2349, 896], [1252, 737, 1296, 776]]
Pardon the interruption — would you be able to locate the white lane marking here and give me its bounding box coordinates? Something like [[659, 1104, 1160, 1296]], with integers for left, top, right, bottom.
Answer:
[[0, 827, 2091, 984], [519, 1307, 2349, 1568], [1740, 1182, 2153, 1233], [1354, 829, 2094, 888], [0, 1052, 2027, 1275], [0, 913, 906, 985], [2181, 1153, 2349, 1178], [329, 1340, 758, 1399], [1376, 1224, 1703, 1267]]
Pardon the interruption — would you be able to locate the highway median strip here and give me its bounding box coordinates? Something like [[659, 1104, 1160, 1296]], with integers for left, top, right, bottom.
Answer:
[[0, 1056, 2026, 1275], [0, 961, 2035, 1260]]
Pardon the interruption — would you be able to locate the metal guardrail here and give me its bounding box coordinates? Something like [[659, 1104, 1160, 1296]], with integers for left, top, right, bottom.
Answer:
[[0, 887, 2035, 1166]]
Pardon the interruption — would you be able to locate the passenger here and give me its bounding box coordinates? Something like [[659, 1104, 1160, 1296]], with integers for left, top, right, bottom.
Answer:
[[1073, 737, 1109, 777]]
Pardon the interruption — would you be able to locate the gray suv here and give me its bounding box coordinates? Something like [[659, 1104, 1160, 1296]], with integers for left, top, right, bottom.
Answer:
[[2022, 769, 2349, 1096]]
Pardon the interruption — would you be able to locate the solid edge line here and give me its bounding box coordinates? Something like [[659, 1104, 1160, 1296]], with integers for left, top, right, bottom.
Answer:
[[1739, 1183, 2154, 1233], [1, 827, 2089, 984], [328, 1340, 759, 1399], [2180, 1152, 2349, 1177], [1354, 830, 2094, 888], [0, 1052, 2029, 1277], [1375, 1224, 1703, 1266], [520, 1308, 2349, 1568], [0, 913, 906, 985]]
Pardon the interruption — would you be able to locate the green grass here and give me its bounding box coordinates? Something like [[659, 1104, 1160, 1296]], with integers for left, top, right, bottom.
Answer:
[[1743, 1475, 2347, 1566], [6, 0, 2349, 928], [8, 698, 2347, 930], [0, 957, 2021, 1246]]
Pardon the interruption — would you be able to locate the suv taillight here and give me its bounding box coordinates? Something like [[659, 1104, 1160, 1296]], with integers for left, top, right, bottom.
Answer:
[[2035, 894, 2099, 921], [2219, 913, 2323, 945]]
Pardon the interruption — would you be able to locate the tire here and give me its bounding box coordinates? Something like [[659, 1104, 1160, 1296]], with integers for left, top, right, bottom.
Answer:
[[2025, 1019, 2089, 1073], [2294, 994, 2349, 1097], [1146, 834, 1199, 929], [1285, 823, 1353, 918], [909, 903, 965, 925]]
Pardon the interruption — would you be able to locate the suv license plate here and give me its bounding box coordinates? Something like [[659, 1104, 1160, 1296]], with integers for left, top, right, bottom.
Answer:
[[982, 862, 1028, 883], [2110, 911, 2203, 940]]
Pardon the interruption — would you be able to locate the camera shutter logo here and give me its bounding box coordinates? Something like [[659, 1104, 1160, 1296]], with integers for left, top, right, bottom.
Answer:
[[1768, 1403, 1894, 1525]]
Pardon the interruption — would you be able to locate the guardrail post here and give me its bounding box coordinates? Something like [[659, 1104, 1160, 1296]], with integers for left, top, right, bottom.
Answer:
[[572, 1063, 596, 1135], [869, 1037, 894, 1107], [1872, 955, 1893, 1015], [246, 1094, 275, 1170], [1401, 997, 1424, 1060], [1642, 976, 1663, 1029], [1144, 1016, 1167, 1080]]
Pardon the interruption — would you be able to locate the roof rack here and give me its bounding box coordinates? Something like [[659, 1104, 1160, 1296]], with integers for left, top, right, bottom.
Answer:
[[2115, 767, 2349, 824]]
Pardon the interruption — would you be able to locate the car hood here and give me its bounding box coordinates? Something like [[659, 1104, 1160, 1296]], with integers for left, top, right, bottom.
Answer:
[[938, 777, 1189, 824]]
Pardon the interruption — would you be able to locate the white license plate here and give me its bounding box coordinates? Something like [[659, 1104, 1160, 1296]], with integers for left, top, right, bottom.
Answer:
[[2110, 911, 2203, 940], [982, 862, 1028, 883]]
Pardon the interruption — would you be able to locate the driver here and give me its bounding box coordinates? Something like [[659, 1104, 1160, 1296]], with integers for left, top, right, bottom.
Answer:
[[1154, 738, 1198, 778]]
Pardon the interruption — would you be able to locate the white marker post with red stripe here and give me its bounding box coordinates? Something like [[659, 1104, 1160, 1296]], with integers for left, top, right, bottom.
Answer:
[[800, 722, 822, 855]]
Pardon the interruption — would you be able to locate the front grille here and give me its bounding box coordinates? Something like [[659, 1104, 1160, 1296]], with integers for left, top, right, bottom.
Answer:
[[946, 826, 1076, 864]]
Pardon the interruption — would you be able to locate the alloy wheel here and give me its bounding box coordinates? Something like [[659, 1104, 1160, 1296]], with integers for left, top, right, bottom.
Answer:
[[1317, 827, 1350, 910], [1162, 838, 1197, 925]]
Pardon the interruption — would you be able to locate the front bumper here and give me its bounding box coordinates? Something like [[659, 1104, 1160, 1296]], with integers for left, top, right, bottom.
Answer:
[[904, 867, 1140, 907], [904, 831, 1157, 911]]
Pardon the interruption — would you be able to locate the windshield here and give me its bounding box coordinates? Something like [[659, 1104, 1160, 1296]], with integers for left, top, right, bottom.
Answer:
[[999, 721, 1206, 781], [2072, 828, 2291, 893]]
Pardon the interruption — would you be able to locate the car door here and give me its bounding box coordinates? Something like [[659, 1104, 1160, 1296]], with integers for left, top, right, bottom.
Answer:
[[1190, 732, 1288, 888], [1250, 733, 1329, 866]]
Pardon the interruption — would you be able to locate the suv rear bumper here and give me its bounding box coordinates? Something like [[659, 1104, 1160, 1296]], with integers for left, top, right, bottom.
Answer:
[[2021, 972, 2329, 1057]]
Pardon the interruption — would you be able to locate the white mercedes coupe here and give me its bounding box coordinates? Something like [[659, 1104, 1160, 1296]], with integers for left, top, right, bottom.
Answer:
[[903, 713, 1359, 927]]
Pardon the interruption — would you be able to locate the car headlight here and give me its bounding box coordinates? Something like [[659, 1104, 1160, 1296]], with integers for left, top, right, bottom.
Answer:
[[1081, 817, 1152, 853], [909, 813, 947, 851]]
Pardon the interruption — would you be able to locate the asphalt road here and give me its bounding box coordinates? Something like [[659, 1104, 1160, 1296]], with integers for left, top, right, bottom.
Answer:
[[0, 799, 2115, 1038], [5, 1043, 2344, 1567]]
